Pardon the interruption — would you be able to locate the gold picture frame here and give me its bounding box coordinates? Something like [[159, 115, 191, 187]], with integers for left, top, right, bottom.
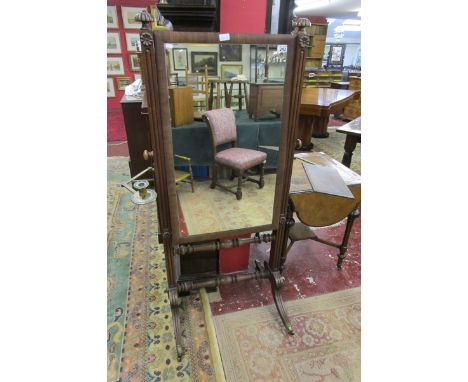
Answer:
[[221, 64, 243, 80], [116, 77, 132, 90]]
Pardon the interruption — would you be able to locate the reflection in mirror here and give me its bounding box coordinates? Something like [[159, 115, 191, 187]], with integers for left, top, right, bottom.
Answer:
[[164, 43, 288, 238]]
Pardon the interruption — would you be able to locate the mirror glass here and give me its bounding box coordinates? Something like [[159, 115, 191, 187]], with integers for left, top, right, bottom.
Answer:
[[164, 42, 288, 238]]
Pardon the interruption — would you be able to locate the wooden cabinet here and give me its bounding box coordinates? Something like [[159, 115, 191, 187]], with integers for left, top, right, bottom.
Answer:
[[248, 83, 284, 120], [169, 86, 194, 127], [343, 77, 361, 120], [305, 23, 328, 69], [303, 69, 344, 88]]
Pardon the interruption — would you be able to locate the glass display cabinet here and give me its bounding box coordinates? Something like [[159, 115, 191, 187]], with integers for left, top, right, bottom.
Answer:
[[249, 44, 287, 83]]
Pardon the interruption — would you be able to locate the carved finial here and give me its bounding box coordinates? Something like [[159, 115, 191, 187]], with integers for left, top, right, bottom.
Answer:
[[135, 9, 153, 30], [291, 17, 312, 48]]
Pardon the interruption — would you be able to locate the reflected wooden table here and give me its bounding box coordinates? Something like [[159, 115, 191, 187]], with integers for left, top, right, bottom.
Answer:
[[208, 79, 249, 110], [280, 152, 361, 270], [297, 88, 359, 150], [336, 117, 361, 168]]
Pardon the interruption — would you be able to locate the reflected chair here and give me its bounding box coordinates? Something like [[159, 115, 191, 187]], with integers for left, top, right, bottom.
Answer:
[[185, 65, 209, 118], [174, 154, 195, 193], [202, 108, 267, 200]]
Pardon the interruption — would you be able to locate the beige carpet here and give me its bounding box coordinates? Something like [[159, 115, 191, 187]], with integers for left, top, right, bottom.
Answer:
[[177, 174, 276, 235], [213, 288, 361, 382]]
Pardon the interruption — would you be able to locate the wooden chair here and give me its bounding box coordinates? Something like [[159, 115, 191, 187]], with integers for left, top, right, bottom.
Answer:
[[174, 154, 195, 193], [185, 65, 209, 118], [202, 108, 267, 200]]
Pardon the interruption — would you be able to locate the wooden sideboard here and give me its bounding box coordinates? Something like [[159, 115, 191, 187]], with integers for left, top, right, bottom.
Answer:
[[169, 86, 194, 127], [342, 76, 361, 120], [248, 83, 284, 120]]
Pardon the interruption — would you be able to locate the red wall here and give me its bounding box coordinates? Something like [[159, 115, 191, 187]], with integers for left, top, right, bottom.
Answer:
[[107, 0, 156, 141], [220, 0, 267, 34], [108, 0, 270, 141]]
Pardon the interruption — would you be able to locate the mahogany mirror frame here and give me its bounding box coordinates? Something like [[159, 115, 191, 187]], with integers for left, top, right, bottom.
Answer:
[[139, 27, 308, 247]]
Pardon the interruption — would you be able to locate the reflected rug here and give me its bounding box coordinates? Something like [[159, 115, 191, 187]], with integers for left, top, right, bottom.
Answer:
[[177, 175, 276, 236], [107, 157, 219, 382], [213, 288, 361, 382]]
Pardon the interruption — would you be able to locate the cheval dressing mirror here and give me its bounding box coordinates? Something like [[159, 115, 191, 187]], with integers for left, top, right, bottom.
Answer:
[[136, 9, 311, 359]]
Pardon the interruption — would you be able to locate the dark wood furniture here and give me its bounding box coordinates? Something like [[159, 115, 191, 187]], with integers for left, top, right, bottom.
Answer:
[[208, 79, 249, 110], [203, 108, 267, 200], [297, 87, 359, 150], [330, 81, 350, 89], [157, 1, 219, 32], [342, 76, 361, 120], [120, 95, 151, 178], [336, 117, 361, 168], [248, 83, 284, 120], [168, 86, 194, 126], [136, 9, 311, 359], [281, 152, 361, 270]]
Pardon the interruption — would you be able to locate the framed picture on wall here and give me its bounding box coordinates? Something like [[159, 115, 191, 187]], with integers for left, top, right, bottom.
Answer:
[[191, 52, 218, 75], [107, 32, 121, 54], [129, 54, 141, 71], [121, 6, 147, 29], [327, 44, 346, 68], [221, 64, 243, 80], [107, 6, 118, 28], [107, 78, 115, 97], [125, 33, 140, 52], [116, 77, 132, 90], [172, 48, 188, 71], [107, 57, 124, 75], [219, 44, 242, 61]]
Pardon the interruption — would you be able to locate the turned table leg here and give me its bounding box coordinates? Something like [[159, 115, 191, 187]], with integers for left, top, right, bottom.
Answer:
[[341, 135, 359, 168], [311, 115, 330, 138], [337, 207, 360, 269], [296, 115, 315, 151]]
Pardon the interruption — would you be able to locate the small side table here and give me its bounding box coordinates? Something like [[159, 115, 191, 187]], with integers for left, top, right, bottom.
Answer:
[[336, 117, 361, 168]]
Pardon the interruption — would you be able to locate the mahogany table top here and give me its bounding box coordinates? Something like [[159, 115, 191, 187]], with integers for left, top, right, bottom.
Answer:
[[300, 87, 359, 116], [336, 117, 361, 137]]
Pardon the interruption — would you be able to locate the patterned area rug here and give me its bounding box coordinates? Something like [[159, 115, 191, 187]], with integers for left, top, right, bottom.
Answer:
[[312, 126, 361, 175], [177, 175, 276, 236], [107, 157, 218, 382], [213, 288, 361, 382]]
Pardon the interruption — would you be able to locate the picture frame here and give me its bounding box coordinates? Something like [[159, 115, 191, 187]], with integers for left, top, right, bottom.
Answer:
[[327, 44, 346, 67], [190, 52, 218, 76], [107, 32, 121, 54], [134, 73, 142, 81], [172, 48, 188, 71], [116, 77, 132, 90], [219, 44, 242, 61], [129, 54, 141, 71], [221, 64, 243, 80], [107, 57, 124, 75], [125, 33, 140, 52], [107, 78, 115, 97], [121, 6, 147, 29], [107, 6, 118, 28]]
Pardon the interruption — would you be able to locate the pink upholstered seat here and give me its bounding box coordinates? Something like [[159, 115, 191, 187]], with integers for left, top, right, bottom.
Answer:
[[215, 147, 267, 171]]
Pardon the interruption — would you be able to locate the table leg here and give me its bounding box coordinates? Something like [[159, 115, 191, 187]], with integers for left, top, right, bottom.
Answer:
[[208, 82, 214, 110], [341, 135, 359, 168], [243, 82, 249, 111], [296, 115, 314, 151], [337, 207, 360, 269], [238, 83, 243, 111], [311, 116, 330, 138], [224, 83, 231, 108], [216, 82, 221, 109]]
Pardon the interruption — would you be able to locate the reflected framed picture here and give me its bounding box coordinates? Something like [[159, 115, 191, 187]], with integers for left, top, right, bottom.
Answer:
[[107, 78, 115, 97], [107, 6, 118, 28], [172, 48, 188, 70], [327, 44, 346, 67], [125, 33, 140, 52], [121, 6, 147, 29], [221, 64, 243, 80], [129, 54, 141, 71], [191, 52, 218, 75], [107, 32, 121, 54], [220, 44, 242, 61], [116, 77, 132, 90], [107, 56, 124, 75]]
